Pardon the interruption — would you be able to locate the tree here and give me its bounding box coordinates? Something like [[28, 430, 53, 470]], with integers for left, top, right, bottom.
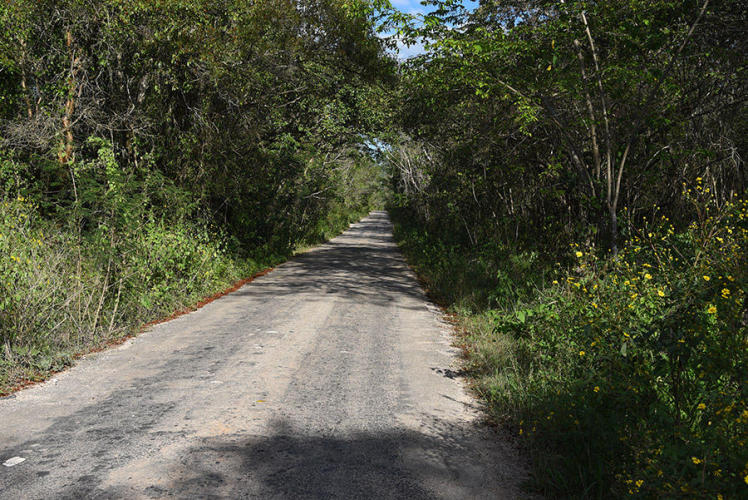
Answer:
[[391, 0, 745, 252]]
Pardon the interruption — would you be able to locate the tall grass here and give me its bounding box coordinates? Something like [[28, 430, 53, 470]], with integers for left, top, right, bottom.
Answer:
[[389, 195, 747, 498], [0, 193, 369, 394], [0, 195, 255, 390]]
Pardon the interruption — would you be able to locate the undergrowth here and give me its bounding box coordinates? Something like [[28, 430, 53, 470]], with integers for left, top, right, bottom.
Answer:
[[0, 193, 368, 395], [389, 193, 747, 498]]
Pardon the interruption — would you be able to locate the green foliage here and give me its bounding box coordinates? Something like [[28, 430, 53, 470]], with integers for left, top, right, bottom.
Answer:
[[390, 195, 747, 498], [0, 191, 261, 390], [392, 0, 745, 251], [0, 1, 391, 391], [0, 0, 393, 248], [386, 2, 745, 494]]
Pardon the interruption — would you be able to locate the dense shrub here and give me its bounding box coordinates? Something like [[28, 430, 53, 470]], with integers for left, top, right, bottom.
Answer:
[[391, 194, 747, 498], [0, 0, 389, 392], [387, 0, 744, 495], [0, 193, 251, 389], [0, 180, 373, 393]]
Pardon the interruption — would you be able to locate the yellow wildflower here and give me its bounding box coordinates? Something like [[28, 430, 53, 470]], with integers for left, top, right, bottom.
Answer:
[[593, 386, 600, 392], [703, 275, 710, 281], [575, 251, 583, 258], [692, 457, 702, 465], [697, 403, 706, 410], [644, 273, 652, 280], [579, 350, 586, 356], [707, 305, 717, 314], [657, 290, 665, 297]]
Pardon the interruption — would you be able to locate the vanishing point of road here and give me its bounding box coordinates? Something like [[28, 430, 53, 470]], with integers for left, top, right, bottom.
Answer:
[[0, 212, 526, 499]]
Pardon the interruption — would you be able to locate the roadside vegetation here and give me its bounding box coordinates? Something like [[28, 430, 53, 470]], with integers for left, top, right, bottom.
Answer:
[[387, 0, 746, 497], [1, 0, 745, 497], [0, 0, 391, 393]]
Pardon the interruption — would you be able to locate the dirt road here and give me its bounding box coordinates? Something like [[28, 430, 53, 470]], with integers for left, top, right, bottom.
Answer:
[[0, 212, 526, 499]]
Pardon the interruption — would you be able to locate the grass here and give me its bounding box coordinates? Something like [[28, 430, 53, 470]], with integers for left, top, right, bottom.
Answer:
[[389, 197, 747, 499], [0, 195, 370, 395]]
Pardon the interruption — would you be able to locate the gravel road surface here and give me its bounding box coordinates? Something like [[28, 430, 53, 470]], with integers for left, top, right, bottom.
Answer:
[[0, 212, 526, 499]]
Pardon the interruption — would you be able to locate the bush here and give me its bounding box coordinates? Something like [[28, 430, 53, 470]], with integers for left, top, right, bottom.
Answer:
[[0, 196, 80, 375], [0, 194, 262, 392], [390, 194, 747, 498]]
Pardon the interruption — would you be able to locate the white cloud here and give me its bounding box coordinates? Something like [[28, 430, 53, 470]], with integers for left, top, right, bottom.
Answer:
[[397, 39, 426, 59]]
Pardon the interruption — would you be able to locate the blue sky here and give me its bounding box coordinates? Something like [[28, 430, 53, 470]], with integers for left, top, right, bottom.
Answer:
[[390, 0, 479, 15], [388, 0, 479, 59]]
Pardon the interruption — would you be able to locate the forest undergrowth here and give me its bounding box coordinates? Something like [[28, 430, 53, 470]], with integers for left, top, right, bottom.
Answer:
[[386, 1, 746, 496], [0, 187, 372, 395], [391, 192, 746, 498], [0, 0, 389, 394]]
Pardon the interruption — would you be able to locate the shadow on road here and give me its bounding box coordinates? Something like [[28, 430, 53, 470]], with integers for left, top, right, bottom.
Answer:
[[0, 212, 528, 499], [233, 212, 429, 308], [162, 420, 440, 498], [73, 417, 515, 499]]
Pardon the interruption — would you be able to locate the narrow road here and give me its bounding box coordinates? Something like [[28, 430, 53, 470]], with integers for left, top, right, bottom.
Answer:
[[0, 212, 526, 499]]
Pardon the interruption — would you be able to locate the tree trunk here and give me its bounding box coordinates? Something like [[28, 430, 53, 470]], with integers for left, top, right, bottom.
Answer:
[[609, 205, 618, 256], [59, 29, 79, 167], [19, 39, 34, 120]]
